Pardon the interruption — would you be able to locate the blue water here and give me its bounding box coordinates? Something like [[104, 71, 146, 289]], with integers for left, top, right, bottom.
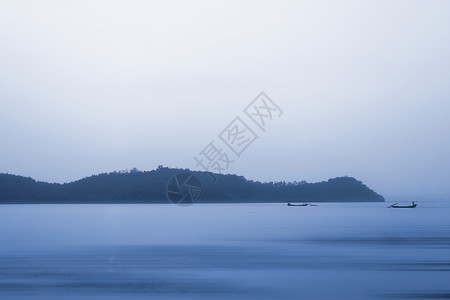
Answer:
[[1, 202, 449, 299]]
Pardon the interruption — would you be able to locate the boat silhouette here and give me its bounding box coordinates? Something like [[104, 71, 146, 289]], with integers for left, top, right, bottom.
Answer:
[[388, 201, 417, 208]]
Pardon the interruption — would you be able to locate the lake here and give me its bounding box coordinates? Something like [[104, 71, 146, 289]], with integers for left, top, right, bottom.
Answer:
[[1, 201, 449, 299]]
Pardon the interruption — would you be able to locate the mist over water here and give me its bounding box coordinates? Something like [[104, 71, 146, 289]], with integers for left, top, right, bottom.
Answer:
[[1, 202, 449, 299], [1, 1, 449, 299]]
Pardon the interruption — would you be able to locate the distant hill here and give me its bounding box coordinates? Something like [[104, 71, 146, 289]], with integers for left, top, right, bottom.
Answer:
[[0, 166, 384, 204]]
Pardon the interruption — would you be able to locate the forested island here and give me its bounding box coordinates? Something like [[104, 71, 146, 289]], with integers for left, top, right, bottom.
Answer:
[[0, 166, 384, 204]]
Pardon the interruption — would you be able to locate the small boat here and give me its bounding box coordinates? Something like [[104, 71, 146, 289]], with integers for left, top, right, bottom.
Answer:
[[388, 201, 417, 208], [287, 203, 309, 206]]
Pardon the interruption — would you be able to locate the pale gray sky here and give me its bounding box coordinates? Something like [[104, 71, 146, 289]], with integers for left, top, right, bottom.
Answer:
[[1, 0, 449, 199]]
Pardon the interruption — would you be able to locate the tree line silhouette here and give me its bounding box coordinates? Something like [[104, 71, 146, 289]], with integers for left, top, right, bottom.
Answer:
[[0, 166, 384, 204]]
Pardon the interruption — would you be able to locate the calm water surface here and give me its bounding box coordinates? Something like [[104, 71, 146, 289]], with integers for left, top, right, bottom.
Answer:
[[1, 202, 449, 299]]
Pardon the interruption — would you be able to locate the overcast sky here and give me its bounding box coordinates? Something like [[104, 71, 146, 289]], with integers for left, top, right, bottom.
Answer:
[[1, 0, 449, 199]]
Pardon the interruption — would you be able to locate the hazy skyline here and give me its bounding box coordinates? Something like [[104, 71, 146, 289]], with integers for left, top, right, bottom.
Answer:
[[1, 0, 449, 199]]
